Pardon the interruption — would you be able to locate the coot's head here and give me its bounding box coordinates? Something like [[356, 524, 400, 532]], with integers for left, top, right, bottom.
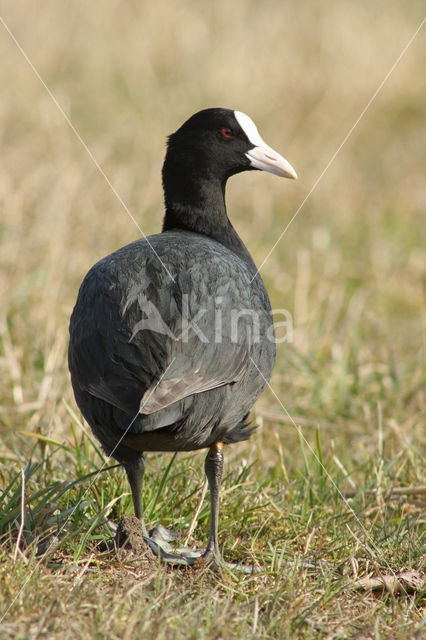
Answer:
[[163, 108, 297, 185]]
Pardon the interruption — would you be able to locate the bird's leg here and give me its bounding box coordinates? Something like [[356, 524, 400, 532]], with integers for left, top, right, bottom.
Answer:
[[202, 441, 224, 562], [120, 456, 181, 561], [124, 456, 149, 537], [199, 442, 259, 573], [121, 444, 257, 572], [143, 442, 226, 566]]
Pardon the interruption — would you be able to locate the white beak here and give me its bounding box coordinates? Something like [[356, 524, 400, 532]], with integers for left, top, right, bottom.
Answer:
[[246, 145, 298, 179], [234, 110, 297, 179]]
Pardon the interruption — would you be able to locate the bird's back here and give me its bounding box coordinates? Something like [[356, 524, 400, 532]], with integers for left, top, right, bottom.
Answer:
[[68, 231, 275, 457]]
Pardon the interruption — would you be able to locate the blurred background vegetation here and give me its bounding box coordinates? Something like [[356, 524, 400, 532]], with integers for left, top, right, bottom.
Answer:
[[0, 1, 424, 638], [1, 0, 424, 464]]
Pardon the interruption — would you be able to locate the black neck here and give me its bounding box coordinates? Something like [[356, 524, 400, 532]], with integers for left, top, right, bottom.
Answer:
[[162, 156, 254, 266]]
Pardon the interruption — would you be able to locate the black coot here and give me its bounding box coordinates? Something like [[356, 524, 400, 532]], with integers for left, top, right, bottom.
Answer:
[[68, 108, 297, 567]]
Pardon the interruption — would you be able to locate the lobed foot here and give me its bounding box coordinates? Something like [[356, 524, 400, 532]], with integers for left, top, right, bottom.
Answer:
[[115, 515, 258, 572], [144, 524, 204, 565], [145, 524, 259, 573]]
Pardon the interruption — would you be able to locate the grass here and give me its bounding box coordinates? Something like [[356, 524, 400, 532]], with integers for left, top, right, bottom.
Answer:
[[0, 1, 425, 638]]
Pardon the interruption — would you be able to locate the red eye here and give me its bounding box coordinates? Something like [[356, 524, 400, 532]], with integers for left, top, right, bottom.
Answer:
[[221, 128, 233, 138]]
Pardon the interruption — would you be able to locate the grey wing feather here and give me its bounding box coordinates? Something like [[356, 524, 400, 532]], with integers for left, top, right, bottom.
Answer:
[[132, 251, 258, 417], [72, 234, 268, 432], [139, 343, 248, 414]]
